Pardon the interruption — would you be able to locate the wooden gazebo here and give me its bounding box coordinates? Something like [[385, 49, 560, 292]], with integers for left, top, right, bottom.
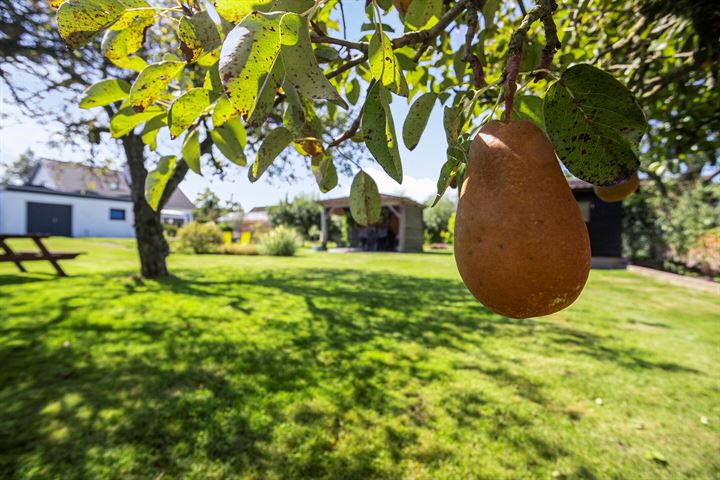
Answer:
[[317, 195, 425, 252]]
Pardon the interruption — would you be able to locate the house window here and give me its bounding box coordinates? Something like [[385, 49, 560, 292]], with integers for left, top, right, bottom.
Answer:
[[577, 201, 591, 223], [109, 208, 126, 221]]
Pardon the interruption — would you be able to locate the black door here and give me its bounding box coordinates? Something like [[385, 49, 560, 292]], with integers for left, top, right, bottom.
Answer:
[[27, 202, 72, 236]]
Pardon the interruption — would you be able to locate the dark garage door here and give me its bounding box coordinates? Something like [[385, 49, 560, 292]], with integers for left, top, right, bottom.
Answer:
[[27, 202, 72, 237]]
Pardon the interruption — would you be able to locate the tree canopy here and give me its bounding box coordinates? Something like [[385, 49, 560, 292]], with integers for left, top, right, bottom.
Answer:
[[24, 0, 719, 229]]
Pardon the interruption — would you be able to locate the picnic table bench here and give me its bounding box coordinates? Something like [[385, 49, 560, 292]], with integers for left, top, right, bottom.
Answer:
[[0, 234, 82, 277]]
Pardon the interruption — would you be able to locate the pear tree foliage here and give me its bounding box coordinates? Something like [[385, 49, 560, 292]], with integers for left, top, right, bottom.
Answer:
[[53, 0, 651, 223]]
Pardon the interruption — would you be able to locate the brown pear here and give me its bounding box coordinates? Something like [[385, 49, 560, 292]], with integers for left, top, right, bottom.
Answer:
[[594, 172, 639, 202], [454, 120, 591, 319]]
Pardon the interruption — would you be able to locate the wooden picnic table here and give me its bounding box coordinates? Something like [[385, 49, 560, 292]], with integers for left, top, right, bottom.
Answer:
[[0, 233, 82, 277]]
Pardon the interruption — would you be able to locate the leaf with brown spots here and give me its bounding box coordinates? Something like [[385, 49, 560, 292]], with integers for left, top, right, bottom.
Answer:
[[178, 11, 221, 64], [544, 64, 646, 186], [168, 88, 211, 139], [311, 154, 338, 193], [212, 0, 313, 23], [369, 32, 408, 97], [249, 127, 292, 182], [349, 170, 381, 226], [57, 0, 126, 50], [129, 61, 185, 112], [219, 12, 283, 119], [280, 13, 348, 109], [361, 82, 402, 183], [403, 92, 436, 150]]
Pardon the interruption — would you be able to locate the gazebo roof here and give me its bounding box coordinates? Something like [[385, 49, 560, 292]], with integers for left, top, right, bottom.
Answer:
[[318, 194, 425, 210]]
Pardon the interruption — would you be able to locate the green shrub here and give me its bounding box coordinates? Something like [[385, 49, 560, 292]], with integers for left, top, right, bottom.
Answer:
[[176, 221, 223, 254], [219, 243, 259, 255], [258, 226, 301, 256], [163, 223, 179, 237]]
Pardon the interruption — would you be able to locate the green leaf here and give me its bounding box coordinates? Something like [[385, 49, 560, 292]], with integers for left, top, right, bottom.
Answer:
[[433, 149, 462, 206], [129, 61, 185, 112], [346, 78, 361, 106], [110, 105, 164, 137], [212, 0, 313, 23], [311, 154, 338, 193], [203, 62, 224, 100], [513, 94, 545, 129], [280, 14, 348, 109], [111, 55, 147, 72], [360, 22, 395, 32], [109, 0, 153, 31], [443, 105, 463, 143], [100, 15, 154, 61], [211, 96, 238, 127], [362, 82, 402, 182], [210, 118, 247, 166], [249, 127, 292, 182], [178, 12, 221, 63], [168, 88, 211, 139], [246, 56, 284, 128], [482, 0, 500, 27], [544, 64, 646, 186], [182, 130, 202, 175], [314, 44, 339, 63], [403, 92, 437, 150], [219, 12, 282, 118], [57, 0, 125, 49], [404, 0, 442, 29], [79, 79, 130, 109], [140, 113, 166, 150], [144, 155, 176, 211], [349, 170, 381, 226], [369, 32, 408, 97]]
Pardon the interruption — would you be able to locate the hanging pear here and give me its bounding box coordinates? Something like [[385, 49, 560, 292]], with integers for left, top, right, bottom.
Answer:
[[594, 171, 639, 202], [454, 120, 591, 319]]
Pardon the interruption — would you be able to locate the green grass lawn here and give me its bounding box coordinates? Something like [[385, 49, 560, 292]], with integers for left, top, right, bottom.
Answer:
[[1, 238, 718, 479]]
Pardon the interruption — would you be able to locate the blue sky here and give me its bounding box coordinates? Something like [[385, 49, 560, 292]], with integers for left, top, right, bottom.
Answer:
[[0, 1, 464, 208]]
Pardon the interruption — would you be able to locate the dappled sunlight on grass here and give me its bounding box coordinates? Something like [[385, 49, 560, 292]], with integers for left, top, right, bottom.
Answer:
[[1, 239, 718, 478]]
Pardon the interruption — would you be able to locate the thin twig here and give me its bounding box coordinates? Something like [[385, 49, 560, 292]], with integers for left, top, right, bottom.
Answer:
[[311, 35, 368, 54], [462, 1, 487, 88], [533, 0, 560, 81], [326, 54, 367, 79], [502, 0, 554, 122], [391, 0, 468, 49], [328, 80, 376, 148]]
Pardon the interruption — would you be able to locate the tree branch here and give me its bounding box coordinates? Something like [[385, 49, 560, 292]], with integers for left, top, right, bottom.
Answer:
[[391, 0, 468, 50], [502, 0, 555, 121], [328, 80, 376, 148], [463, 1, 487, 88], [326, 54, 367, 79], [312, 34, 368, 54]]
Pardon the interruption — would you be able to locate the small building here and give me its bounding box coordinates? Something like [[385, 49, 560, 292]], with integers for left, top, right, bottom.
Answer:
[[240, 206, 271, 233], [569, 178, 624, 266], [318, 194, 425, 252], [0, 159, 194, 237]]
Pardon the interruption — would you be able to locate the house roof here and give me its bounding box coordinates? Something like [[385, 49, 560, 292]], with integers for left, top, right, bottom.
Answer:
[[318, 194, 426, 210], [28, 158, 195, 210], [163, 189, 195, 210], [31, 159, 132, 197], [1, 184, 133, 202]]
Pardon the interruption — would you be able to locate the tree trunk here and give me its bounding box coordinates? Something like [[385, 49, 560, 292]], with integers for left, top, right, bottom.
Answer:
[[122, 134, 170, 278]]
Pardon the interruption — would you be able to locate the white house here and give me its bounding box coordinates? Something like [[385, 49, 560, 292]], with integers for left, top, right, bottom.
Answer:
[[0, 159, 195, 237]]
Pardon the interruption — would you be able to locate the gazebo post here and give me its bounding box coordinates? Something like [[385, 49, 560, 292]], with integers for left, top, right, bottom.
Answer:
[[320, 207, 329, 250]]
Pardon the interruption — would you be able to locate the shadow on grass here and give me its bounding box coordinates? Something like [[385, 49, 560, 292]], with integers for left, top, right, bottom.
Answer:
[[0, 267, 698, 478]]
